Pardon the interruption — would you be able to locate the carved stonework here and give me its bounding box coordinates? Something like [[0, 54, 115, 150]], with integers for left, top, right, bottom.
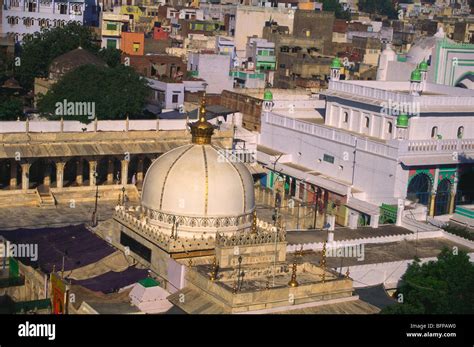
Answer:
[[142, 206, 253, 229]]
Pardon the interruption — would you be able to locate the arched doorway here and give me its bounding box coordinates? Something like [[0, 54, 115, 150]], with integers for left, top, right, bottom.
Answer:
[[28, 159, 56, 190], [143, 156, 153, 176], [435, 178, 451, 216], [128, 156, 139, 184], [96, 157, 121, 185], [407, 173, 432, 206], [457, 171, 474, 205], [63, 158, 77, 187]]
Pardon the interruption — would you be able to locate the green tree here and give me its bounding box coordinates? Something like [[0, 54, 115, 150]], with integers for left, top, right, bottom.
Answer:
[[17, 22, 99, 89], [0, 95, 23, 120], [321, 0, 351, 20], [98, 47, 122, 68], [382, 248, 474, 314], [359, 0, 398, 19], [37, 65, 151, 123]]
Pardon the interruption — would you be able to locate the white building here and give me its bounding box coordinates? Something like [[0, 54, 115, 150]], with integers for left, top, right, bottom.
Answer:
[[2, 0, 99, 42], [187, 52, 234, 94], [377, 28, 474, 88], [257, 74, 474, 228]]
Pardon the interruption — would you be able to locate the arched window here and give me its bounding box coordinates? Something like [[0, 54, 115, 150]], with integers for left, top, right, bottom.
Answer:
[[365, 116, 370, 128], [343, 112, 349, 123], [431, 126, 438, 139], [387, 121, 393, 134], [457, 126, 464, 139]]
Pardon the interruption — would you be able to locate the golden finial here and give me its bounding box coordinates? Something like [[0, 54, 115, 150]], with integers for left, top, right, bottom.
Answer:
[[265, 278, 270, 290], [232, 281, 238, 294], [345, 267, 350, 278], [189, 89, 214, 145], [209, 256, 218, 281], [288, 258, 299, 287], [188, 258, 193, 267], [251, 210, 257, 233], [320, 271, 326, 283], [199, 90, 207, 122], [320, 242, 327, 269]]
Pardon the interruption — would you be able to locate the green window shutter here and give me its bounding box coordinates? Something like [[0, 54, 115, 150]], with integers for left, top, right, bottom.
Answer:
[[106, 23, 117, 30], [107, 39, 117, 49], [9, 257, 19, 278]]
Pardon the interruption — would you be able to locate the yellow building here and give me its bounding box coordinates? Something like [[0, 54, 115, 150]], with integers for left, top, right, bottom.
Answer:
[[120, 5, 146, 31]]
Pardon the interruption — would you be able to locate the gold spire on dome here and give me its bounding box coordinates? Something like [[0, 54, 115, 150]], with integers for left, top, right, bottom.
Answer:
[[251, 210, 257, 233], [190, 91, 214, 145], [288, 257, 299, 287]]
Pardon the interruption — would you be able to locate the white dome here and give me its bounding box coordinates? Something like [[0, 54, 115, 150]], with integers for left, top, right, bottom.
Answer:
[[140, 143, 255, 235]]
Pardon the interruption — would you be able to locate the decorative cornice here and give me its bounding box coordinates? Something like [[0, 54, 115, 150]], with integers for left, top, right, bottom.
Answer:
[[143, 206, 254, 229]]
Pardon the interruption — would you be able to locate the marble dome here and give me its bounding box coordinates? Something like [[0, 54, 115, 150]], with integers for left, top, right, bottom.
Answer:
[[141, 144, 255, 218], [140, 96, 255, 236]]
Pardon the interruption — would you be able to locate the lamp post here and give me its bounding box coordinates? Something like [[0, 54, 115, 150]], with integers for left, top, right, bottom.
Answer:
[[91, 171, 99, 227]]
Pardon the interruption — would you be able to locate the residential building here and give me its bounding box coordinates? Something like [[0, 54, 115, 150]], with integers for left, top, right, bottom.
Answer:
[[2, 0, 99, 42], [257, 73, 474, 228], [101, 13, 129, 50], [121, 31, 145, 56], [187, 52, 233, 93]]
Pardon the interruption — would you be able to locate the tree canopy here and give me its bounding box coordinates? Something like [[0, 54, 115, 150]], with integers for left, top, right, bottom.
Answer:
[[358, 0, 398, 19], [321, 0, 352, 20], [0, 94, 23, 120], [16, 22, 99, 89], [382, 248, 474, 314], [37, 64, 151, 123]]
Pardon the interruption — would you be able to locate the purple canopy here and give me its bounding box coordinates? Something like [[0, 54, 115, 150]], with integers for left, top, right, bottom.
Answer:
[[0, 224, 115, 273], [71, 267, 149, 294]]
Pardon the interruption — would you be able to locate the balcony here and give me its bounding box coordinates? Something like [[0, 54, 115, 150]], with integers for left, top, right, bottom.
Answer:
[[397, 139, 474, 156]]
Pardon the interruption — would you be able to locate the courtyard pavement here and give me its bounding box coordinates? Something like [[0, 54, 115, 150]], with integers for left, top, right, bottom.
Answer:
[[286, 225, 413, 245], [0, 201, 119, 230]]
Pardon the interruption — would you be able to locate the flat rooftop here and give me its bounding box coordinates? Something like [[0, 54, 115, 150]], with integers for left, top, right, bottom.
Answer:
[[296, 238, 473, 268]]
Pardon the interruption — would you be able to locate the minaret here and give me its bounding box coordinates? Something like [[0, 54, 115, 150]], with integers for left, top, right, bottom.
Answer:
[[396, 113, 409, 140], [262, 89, 274, 113], [418, 59, 428, 90], [409, 68, 422, 96], [188, 92, 214, 145], [330, 58, 342, 81]]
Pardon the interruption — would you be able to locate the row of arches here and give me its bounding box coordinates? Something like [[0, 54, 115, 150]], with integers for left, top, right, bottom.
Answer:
[[0, 155, 154, 190], [407, 171, 474, 216]]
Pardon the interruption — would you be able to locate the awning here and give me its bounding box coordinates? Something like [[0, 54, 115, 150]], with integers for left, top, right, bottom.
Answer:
[[400, 155, 474, 166], [346, 197, 380, 216]]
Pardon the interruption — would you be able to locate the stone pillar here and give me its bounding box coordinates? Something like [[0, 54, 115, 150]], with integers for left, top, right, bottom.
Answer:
[[56, 162, 65, 189], [121, 160, 129, 186], [370, 214, 379, 228], [107, 159, 114, 185], [448, 192, 456, 214], [89, 160, 97, 186], [429, 193, 436, 217], [21, 163, 31, 190], [10, 160, 18, 189], [396, 198, 404, 226], [449, 174, 458, 215], [76, 160, 83, 186]]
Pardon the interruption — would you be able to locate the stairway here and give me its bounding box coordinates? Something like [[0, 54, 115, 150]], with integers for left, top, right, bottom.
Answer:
[[37, 186, 56, 207]]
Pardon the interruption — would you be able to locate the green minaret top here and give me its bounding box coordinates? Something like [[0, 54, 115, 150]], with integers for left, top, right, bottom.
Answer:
[[410, 68, 422, 82], [263, 89, 273, 101], [418, 60, 428, 72], [396, 114, 409, 128], [331, 58, 342, 69]]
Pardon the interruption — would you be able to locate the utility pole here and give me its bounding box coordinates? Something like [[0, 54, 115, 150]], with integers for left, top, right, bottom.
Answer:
[[91, 171, 99, 227], [312, 189, 319, 230]]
